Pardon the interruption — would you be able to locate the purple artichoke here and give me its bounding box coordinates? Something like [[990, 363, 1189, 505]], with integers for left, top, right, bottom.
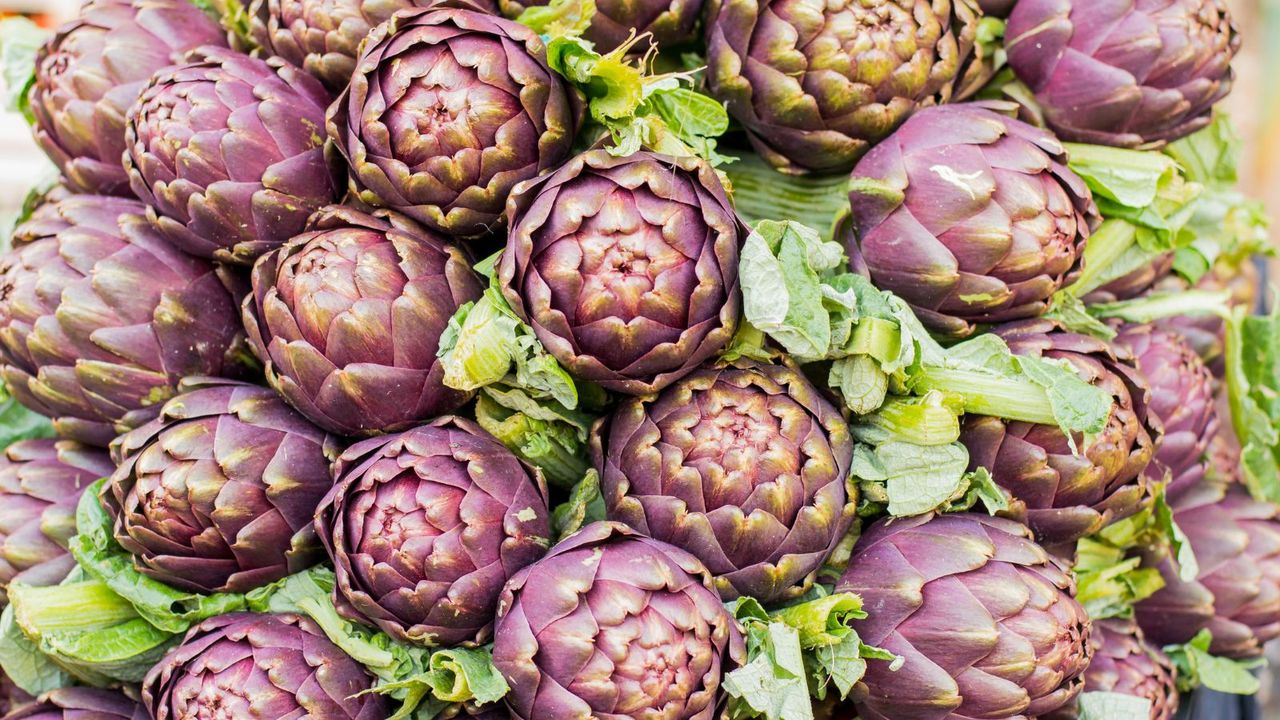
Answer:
[[317, 416, 551, 647], [28, 0, 228, 197], [0, 672, 32, 717], [0, 193, 250, 447], [143, 613, 387, 720], [1005, 0, 1240, 148], [837, 513, 1093, 720], [2, 688, 146, 720], [846, 104, 1097, 339], [492, 521, 745, 720], [0, 439, 114, 607], [103, 378, 336, 594], [123, 46, 339, 265], [592, 359, 855, 603], [328, 7, 580, 238], [498, 0, 702, 51], [1045, 618, 1179, 720], [499, 150, 742, 395], [962, 319, 1157, 548], [244, 205, 484, 436]]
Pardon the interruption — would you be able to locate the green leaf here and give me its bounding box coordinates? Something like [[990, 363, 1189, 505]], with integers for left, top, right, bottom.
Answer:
[[1065, 143, 1180, 209], [1076, 691, 1153, 720], [424, 648, 509, 705], [723, 621, 814, 720], [516, 0, 596, 37], [0, 604, 71, 696], [852, 441, 973, 518], [0, 17, 47, 124], [724, 154, 853, 238], [551, 469, 605, 540], [0, 391, 54, 448], [475, 391, 592, 490], [1223, 304, 1280, 504], [852, 392, 963, 447], [1165, 629, 1262, 694]]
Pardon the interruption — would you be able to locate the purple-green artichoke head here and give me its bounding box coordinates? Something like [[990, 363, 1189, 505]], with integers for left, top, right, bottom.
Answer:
[[846, 104, 1097, 339], [245, 205, 484, 436], [1135, 478, 1280, 659], [500, 150, 742, 395], [328, 7, 580, 238], [1005, 0, 1240, 148], [0, 671, 32, 717], [28, 0, 228, 197], [705, 0, 979, 174], [124, 46, 339, 265], [593, 359, 855, 604], [143, 612, 387, 720], [962, 319, 1157, 548], [1044, 618, 1179, 720], [1082, 252, 1175, 305], [0, 193, 250, 447], [837, 513, 1093, 720], [3, 687, 147, 720], [0, 439, 114, 607], [317, 416, 551, 647], [497, 0, 702, 51], [492, 521, 745, 720], [103, 378, 337, 594]]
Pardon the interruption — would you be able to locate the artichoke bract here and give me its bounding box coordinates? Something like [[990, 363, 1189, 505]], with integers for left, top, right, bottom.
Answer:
[[3, 687, 147, 720], [837, 513, 1092, 720], [961, 319, 1157, 548], [245, 205, 483, 436], [1005, 0, 1240, 148], [492, 521, 744, 720], [498, 0, 702, 51], [143, 613, 387, 720], [846, 105, 1096, 339], [500, 150, 742, 395], [593, 360, 855, 604], [1045, 618, 1179, 720], [124, 46, 339, 265], [103, 378, 337, 595], [328, 7, 579, 238], [28, 0, 228, 197], [705, 0, 978, 174], [0, 193, 249, 447], [317, 416, 551, 647]]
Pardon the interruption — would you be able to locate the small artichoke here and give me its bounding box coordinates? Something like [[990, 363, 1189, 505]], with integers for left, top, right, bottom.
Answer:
[[593, 359, 855, 604], [2, 688, 146, 720], [0, 672, 32, 717], [1045, 618, 1179, 720], [492, 521, 745, 720], [1005, 0, 1240, 148], [103, 378, 337, 594], [0, 193, 249, 447], [499, 150, 742, 395], [498, 0, 703, 51], [244, 205, 483, 436], [328, 7, 580, 237], [846, 104, 1097, 339], [124, 46, 339, 264], [28, 0, 228, 196], [0, 439, 114, 607], [143, 613, 387, 720], [837, 513, 1093, 720], [705, 0, 979, 174], [317, 416, 551, 647]]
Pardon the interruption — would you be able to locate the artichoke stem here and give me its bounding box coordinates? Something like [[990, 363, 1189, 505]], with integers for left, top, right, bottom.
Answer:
[[10, 580, 140, 637], [913, 367, 1058, 426]]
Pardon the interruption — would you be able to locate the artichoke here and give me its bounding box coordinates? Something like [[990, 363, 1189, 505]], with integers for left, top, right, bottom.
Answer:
[[0, 193, 249, 447], [28, 0, 228, 197], [328, 7, 580, 238], [0, 672, 31, 717], [244, 205, 483, 436], [837, 513, 1092, 720], [497, 0, 702, 51], [143, 612, 387, 720], [0, 439, 114, 607], [845, 104, 1097, 339], [103, 378, 337, 594], [317, 416, 552, 647], [2, 688, 146, 720], [124, 46, 339, 265], [961, 319, 1157, 548], [1153, 259, 1260, 376], [499, 150, 742, 395], [592, 359, 855, 604], [1045, 618, 1179, 720], [1005, 0, 1240, 148], [705, 0, 979, 174], [492, 521, 744, 720]]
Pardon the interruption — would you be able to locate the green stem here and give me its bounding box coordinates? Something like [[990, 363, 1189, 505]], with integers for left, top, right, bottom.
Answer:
[[1065, 220, 1139, 298], [9, 580, 140, 637], [913, 366, 1059, 426], [1089, 289, 1233, 324]]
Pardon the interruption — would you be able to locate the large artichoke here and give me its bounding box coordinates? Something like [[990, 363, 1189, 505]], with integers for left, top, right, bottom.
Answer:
[[103, 378, 336, 594], [317, 416, 551, 647], [499, 150, 742, 395], [845, 104, 1097, 339], [497, 0, 702, 51], [593, 359, 854, 604], [0, 193, 249, 447], [2, 688, 146, 720], [705, 0, 978, 174], [28, 0, 228, 197], [328, 7, 580, 238], [244, 205, 483, 436], [0, 439, 114, 607], [1005, 0, 1240, 148], [837, 513, 1092, 720], [124, 46, 339, 264], [143, 613, 387, 720], [961, 319, 1156, 548], [492, 521, 744, 720], [1045, 618, 1179, 720]]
